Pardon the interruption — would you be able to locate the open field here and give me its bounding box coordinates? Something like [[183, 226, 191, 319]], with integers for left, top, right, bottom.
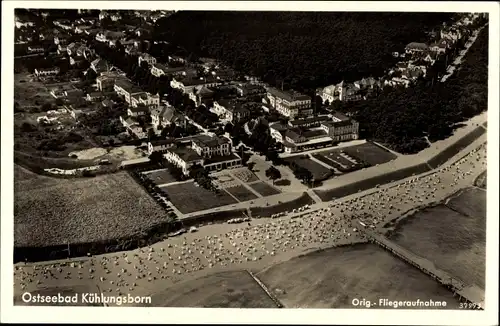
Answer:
[[161, 182, 238, 214], [14, 170, 168, 248], [427, 126, 486, 169], [148, 271, 275, 308], [225, 185, 259, 202], [144, 168, 178, 185], [255, 243, 461, 308], [474, 170, 486, 189], [250, 181, 281, 197], [343, 142, 398, 166], [446, 187, 486, 220], [285, 156, 334, 180], [14, 72, 55, 109], [251, 192, 314, 217], [315, 162, 431, 201], [388, 202, 486, 289]]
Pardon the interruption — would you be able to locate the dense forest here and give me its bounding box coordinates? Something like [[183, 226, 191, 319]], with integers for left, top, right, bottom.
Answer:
[[153, 11, 451, 91], [346, 27, 489, 154]]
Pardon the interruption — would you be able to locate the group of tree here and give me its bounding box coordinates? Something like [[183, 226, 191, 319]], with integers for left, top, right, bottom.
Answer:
[[332, 28, 489, 154], [265, 166, 281, 185], [154, 11, 451, 93], [189, 164, 217, 192]]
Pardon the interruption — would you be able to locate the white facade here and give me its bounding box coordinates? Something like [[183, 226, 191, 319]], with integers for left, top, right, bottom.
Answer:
[[138, 53, 157, 66], [34, 67, 60, 77]]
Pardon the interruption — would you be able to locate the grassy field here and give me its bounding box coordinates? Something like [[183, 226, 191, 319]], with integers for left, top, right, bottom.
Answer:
[[315, 162, 431, 201], [225, 185, 259, 202], [161, 182, 238, 214], [285, 156, 333, 180], [389, 201, 486, 289], [14, 169, 168, 248], [144, 168, 178, 185], [427, 126, 486, 169], [250, 181, 281, 197], [14, 72, 55, 109], [474, 170, 487, 189], [251, 192, 314, 217], [147, 271, 276, 308], [255, 243, 461, 308], [343, 142, 398, 166]]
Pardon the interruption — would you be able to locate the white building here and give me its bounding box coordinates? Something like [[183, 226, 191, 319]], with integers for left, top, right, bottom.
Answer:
[[138, 53, 157, 66], [34, 67, 60, 77], [265, 87, 312, 119]]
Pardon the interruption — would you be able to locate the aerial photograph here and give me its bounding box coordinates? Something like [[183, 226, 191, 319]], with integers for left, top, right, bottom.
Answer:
[[11, 7, 488, 311]]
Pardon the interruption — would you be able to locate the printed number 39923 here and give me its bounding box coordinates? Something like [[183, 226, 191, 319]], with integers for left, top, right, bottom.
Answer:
[[460, 302, 478, 309]]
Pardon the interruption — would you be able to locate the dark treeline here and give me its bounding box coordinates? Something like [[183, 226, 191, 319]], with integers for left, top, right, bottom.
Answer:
[[154, 11, 451, 92], [347, 27, 488, 154]]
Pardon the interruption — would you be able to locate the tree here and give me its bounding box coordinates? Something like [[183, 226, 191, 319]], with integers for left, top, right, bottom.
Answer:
[[265, 166, 281, 185], [247, 162, 255, 171], [149, 151, 164, 165]]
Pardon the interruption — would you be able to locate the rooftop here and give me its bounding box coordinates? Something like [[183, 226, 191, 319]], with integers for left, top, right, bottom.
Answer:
[[150, 138, 176, 146], [289, 116, 330, 126], [267, 87, 311, 102], [192, 134, 230, 148], [204, 153, 241, 165], [168, 147, 203, 163]]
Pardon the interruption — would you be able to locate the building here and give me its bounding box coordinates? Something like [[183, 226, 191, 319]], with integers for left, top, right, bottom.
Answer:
[[320, 113, 359, 143], [235, 83, 266, 97], [269, 112, 359, 154], [90, 58, 110, 74], [110, 13, 122, 21], [170, 77, 223, 94], [96, 72, 126, 91], [86, 92, 105, 102], [130, 92, 160, 109], [264, 87, 312, 119], [287, 116, 331, 129], [269, 122, 336, 154], [98, 11, 109, 20], [164, 147, 205, 175], [318, 81, 363, 103], [113, 79, 144, 104], [138, 53, 157, 66], [430, 39, 451, 54], [211, 99, 251, 124], [440, 27, 462, 42], [127, 105, 150, 117], [96, 30, 125, 43], [168, 55, 186, 64], [34, 67, 60, 77], [188, 86, 215, 107], [147, 139, 176, 155], [27, 46, 45, 54], [163, 135, 242, 175], [150, 63, 194, 78], [405, 42, 429, 53], [150, 105, 185, 129]]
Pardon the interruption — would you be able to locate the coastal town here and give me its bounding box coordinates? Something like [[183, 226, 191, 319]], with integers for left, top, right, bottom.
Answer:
[[11, 8, 489, 312]]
